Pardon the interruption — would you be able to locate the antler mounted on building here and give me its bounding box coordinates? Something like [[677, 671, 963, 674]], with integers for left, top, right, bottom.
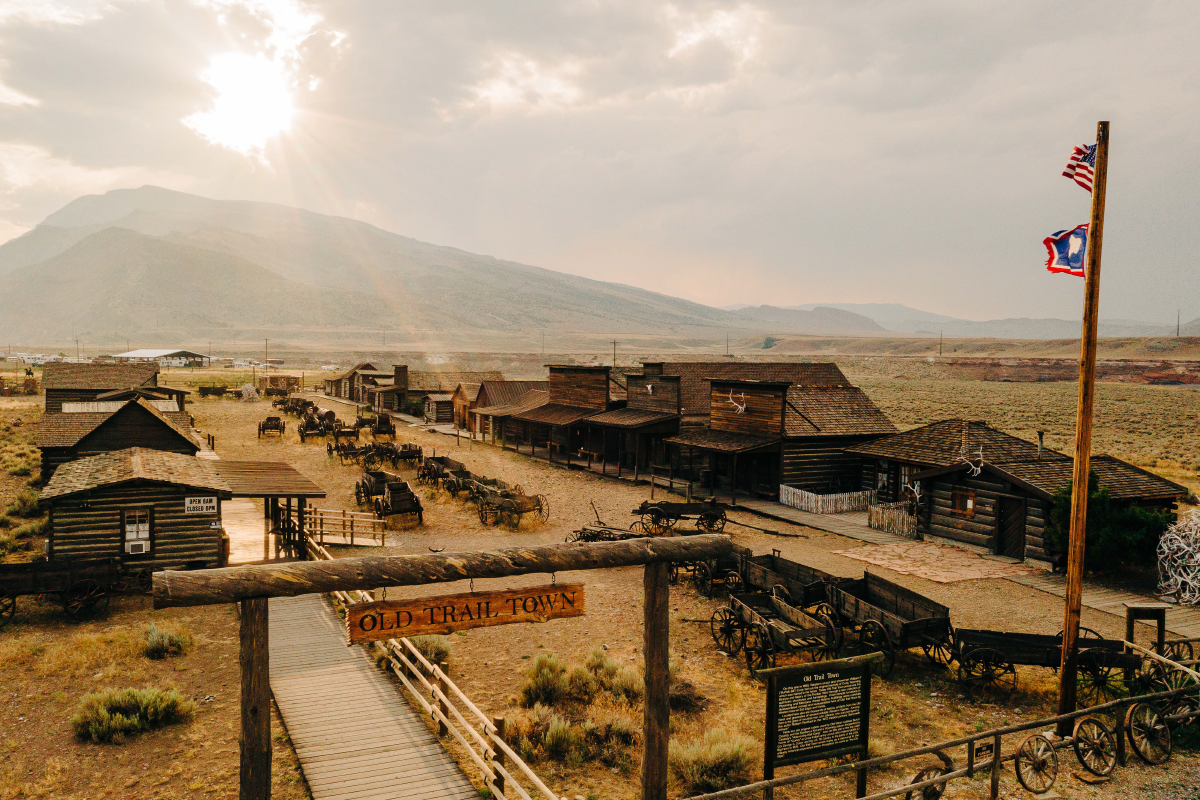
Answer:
[[726, 389, 746, 414]]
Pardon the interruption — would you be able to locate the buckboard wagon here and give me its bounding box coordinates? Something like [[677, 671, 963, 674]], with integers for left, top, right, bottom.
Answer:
[[633, 500, 728, 534], [827, 572, 953, 677], [478, 489, 549, 529], [374, 480, 423, 525], [355, 469, 404, 505], [740, 549, 850, 610], [710, 592, 841, 675], [257, 416, 285, 437], [0, 559, 130, 624]]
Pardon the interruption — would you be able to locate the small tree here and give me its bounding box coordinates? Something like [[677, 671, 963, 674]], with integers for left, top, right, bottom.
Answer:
[[1046, 469, 1173, 572], [762, 336, 778, 349]]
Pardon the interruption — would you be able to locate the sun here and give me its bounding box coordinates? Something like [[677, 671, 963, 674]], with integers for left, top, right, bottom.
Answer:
[[184, 52, 294, 157]]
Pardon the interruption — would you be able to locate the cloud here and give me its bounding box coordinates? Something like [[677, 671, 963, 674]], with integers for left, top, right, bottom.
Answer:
[[667, 4, 764, 65], [0, 142, 191, 201], [0, 80, 37, 107], [466, 54, 584, 113], [0, 0, 114, 26]]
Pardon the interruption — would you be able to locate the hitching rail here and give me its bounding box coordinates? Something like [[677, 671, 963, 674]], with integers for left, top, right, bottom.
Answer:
[[683, 683, 1200, 800], [289, 506, 387, 546], [307, 538, 561, 800]]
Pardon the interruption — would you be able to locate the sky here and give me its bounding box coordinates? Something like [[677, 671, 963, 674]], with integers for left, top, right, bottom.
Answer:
[[0, 0, 1197, 322]]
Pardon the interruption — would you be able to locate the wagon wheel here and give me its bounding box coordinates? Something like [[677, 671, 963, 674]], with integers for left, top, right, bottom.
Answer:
[[744, 622, 775, 676], [257, 424, 263, 438], [723, 570, 743, 595], [1014, 734, 1059, 793], [922, 629, 956, 669], [1126, 702, 1172, 765], [478, 505, 499, 526], [1164, 640, 1195, 663], [0, 594, 15, 629], [643, 508, 669, 534], [902, 765, 947, 800], [503, 509, 521, 530], [565, 529, 582, 543], [711, 608, 745, 655], [64, 579, 109, 618], [535, 495, 549, 523], [374, 499, 385, 519], [1072, 716, 1117, 777], [629, 520, 646, 534], [958, 647, 1017, 697], [1165, 695, 1200, 730], [813, 601, 836, 620], [858, 619, 894, 676], [1056, 626, 1105, 643], [1077, 648, 1127, 706], [770, 584, 791, 605], [363, 452, 382, 471], [697, 509, 726, 533], [1157, 665, 1199, 698], [354, 483, 364, 505], [814, 613, 840, 662], [135, 569, 153, 594], [694, 562, 715, 598], [667, 562, 679, 584]]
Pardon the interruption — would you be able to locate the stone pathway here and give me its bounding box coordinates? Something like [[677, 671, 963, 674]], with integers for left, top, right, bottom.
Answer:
[[832, 541, 1037, 583]]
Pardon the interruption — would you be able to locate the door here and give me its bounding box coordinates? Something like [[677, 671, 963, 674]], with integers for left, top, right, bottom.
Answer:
[[997, 497, 1026, 558]]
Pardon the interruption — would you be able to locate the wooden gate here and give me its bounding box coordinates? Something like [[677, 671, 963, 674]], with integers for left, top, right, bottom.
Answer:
[[997, 497, 1026, 559]]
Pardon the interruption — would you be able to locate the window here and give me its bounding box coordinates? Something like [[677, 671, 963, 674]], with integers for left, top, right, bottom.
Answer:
[[951, 488, 976, 518], [875, 460, 890, 492], [900, 464, 913, 491], [123, 508, 152, 555]]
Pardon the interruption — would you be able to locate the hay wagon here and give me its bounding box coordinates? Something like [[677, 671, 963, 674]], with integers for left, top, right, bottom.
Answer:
[[374, 480, 423, 525], [739, 549, 850, 611], [711, 592, 841, 676], [478, 488, 549, 529], [633, 500, 728, 534], [827, 572, 953, 677], [355, 469, 404, 505], [0, 559, 126, 624], [257, 416, 285, 437]]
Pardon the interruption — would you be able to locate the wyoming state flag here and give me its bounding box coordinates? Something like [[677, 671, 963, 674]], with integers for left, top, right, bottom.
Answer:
[[1044, 224, 1088, 277]]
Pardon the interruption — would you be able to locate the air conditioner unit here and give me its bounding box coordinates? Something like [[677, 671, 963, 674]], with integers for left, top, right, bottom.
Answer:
[[126, 541, 148, 555]]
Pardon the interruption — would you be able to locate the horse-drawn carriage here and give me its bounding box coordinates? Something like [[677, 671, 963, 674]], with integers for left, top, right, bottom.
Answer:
[[0, 558, 132, 625], [711, 592, 842, 675], [632, 500, 728, 534], [374, 480, 424, 525], [258, 416, 286, 437]]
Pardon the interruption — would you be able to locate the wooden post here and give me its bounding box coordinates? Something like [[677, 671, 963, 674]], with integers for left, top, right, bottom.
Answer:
[[633, 435, 640, 482], [731, 454, 738, 506], [239, 597, 271, 800], [1057, 120, 1110, 736], [642, 561, 669, 800], [436, 663, 449, 737], [492, 717, 507, 797], [989, 733, 1001, 800], [296, 497, 306, 549]]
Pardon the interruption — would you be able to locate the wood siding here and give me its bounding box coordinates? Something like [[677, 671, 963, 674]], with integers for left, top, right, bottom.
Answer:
[[710, 384, 784, 435], [548, 369, 609, 411], [48, 483, 221, 570], [46, 389, 107, 413], [925, 474, 1054, 563], [627, 375, 680, 413], [424, 399, 454, 424], [781, 437, 871, 491]]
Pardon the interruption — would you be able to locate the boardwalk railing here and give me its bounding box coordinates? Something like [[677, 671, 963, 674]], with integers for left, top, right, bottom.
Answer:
[[867, 502, 917, 538], [306, 539, 557, 800], [780, 485, 875, 514], [289, 506, 387, 546]]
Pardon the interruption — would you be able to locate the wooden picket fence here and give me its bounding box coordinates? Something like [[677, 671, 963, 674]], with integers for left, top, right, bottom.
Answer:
[[867, 502, 917, 538], [780, 485, 875, 515], [307, 538, 559, 800]]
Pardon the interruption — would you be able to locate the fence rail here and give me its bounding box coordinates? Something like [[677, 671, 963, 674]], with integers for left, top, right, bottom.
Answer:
[[780, 485, 875, 514], [305, 539, 556, 800], [288, 506, 387, 546], [867, 502, 917, 538]]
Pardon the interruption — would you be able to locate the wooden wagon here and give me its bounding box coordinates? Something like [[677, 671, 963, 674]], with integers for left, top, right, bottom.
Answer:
[[478, 488, 549, 529], [371, 415, 396, 438], [257, 416, 285, 437], [330, 425, 359, 444], [416, 455, 466, 487], [710, 592, 841, 676], [0, 559, 125, 624], [198, 385, 229, 398], [686, 543, 752, 596], [395, 443, 423, 467], [827, 572, 953, 677], [373, 481, 423, 525], [443, 469, 476, 498], [633, 500, 728, 534], [297, 415, 328, 442], [739, 549, 850, 611], [355, 469, 404, 505]]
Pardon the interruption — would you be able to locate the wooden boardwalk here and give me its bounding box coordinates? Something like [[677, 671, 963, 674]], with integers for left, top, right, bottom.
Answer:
[[268, 594, 478, 800], [1007, 570, 1200, 638]]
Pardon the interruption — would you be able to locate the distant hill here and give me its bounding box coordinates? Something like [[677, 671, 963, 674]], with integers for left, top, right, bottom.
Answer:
[[729, 305, 884, 333]]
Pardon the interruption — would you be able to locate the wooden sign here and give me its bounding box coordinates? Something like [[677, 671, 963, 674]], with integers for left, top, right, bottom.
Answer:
[[763, 655, 873, 772], [346, 583, 585, 644], [185, 496, 218, 514]]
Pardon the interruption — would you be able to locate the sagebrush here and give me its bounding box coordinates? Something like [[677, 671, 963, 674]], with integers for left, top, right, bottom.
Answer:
[[69, 687, 196, 743], [669, 729, 755, 794]]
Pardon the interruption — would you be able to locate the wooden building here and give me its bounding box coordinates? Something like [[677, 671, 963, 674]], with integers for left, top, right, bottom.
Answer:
[[42, 448, 233, 570], [913, 453, 1186, 565], [466, 380, 548, 435], [451, 383, 481, 430], [43, 362, 160, 413], [352, 370, 394, 403], [36, 398, 200, 481], [423, 393, 454, 424], [581, 373, 681, 477], [323, 362, 376, 399], [509, 366, 614, 462], [473, 390, 549, 445]]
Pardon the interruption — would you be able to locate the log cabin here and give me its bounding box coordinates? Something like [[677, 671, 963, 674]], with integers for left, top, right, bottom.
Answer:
[[43, 362, 161, 413], [473, 390, 549, 445], [423, 394, 455, 424], [324, 362, 377, 400]]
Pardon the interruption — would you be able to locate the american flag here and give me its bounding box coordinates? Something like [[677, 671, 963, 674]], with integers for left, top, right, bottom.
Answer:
[[1062, 143, 1096, 192]]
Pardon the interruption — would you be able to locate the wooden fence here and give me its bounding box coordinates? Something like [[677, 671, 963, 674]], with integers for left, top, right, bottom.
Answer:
[[867, 502, 917, 538], [780, 485, 875, 514], [289, 506, 387, 546], [306, 539, 557, 800]]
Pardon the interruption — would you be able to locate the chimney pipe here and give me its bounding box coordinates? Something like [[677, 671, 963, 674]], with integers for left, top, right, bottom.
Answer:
[[1037, 430, 1045, 459]]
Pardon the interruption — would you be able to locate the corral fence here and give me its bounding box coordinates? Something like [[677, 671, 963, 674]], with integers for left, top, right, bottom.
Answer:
[[867, 502, 917, 538], [306, 539, 558, 800], [287, 506, 387, 546], [780, 485, 875, 515]]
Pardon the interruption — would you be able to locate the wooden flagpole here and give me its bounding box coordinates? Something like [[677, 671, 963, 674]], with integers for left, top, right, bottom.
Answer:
[[1056, 120, 1110, 734]]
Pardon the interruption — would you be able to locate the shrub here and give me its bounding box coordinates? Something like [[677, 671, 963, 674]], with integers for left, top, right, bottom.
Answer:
[[69, 687, 196, 743], [1045, 470, 1174, 571], [10, 516, 48, 539], [669, 730, 755, 794], [409, 635, 451, 667], [0, 514, 10, 530], [609, 667, 643, 704], [585, 650, 619, 687], [566, 666, 599, 705], [10, 489, 39, 517], [143, 623, 192, 659], [520, 653, 568, 708], [543, 715, 576, 760]]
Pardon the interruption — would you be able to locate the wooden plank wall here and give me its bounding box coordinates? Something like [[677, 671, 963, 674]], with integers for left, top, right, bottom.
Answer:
[[927, 475, 1002, 552], [45, 389, 107, 413], [1024, 497, 1051, 563], [49, 484, 221, 569], [781, 437, 867, 490], [710, 384, 784, 435], [425, 399, 454, 424], [549, 369, 609, 410], [627, 376, 680, 413], [78, 405, 196, 454]]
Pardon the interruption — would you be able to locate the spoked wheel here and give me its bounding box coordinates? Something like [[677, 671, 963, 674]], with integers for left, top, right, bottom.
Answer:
[[710, 608, 745, 655], [1077, 648, 1127, 706], [1127, 702, 1172, 765], [722, 571, 743, 595], [478, 505, 499, 526], [363, 453, 382, 470], [859, 619, 894, 677], [0, 594, 15, 628], [694, 562, 715, 598], [1072, 716, 1117, 777], [64, 580, 109, 619], [643, 509, 669, 534], [1165, 695, 1200, 730], [354, 484, 364, 505], [922, 629, 956, 669], [813, 613, 840, 662], [629, 521, 646, 533], [535, 496, 550, 523], [697, 509, 726, 532], [667, 562, 680, 584], [1165, 640, 1195, 664], [1014, 733, 1059, 793], [565, 529, 582, 543], [902, 765, 947, 800], [770, 584, 792, 605], [958, 647, 1017, 698], [744, 622, 775, 677]]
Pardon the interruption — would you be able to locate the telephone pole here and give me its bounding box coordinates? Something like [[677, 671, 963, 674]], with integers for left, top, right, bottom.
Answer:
[[939, 330, 943, 357], [1178, 309, 1181, 337], [611, 339, 619, 367]]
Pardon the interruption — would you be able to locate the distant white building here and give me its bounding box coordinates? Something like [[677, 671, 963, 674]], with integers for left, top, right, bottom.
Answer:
[[113, 349, 210, 367]]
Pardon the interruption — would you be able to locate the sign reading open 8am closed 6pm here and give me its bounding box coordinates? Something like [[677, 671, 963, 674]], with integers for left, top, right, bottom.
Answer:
[[184, 496, 218, 514], [345, 584, 585, 644]]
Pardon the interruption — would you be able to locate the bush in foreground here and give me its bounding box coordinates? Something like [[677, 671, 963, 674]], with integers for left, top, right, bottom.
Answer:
[[143, 623, 193, 659], [670, 729, 755, 794], [70, 687, 196, 743], [409, 635, 451, 667], [520, 653, 567, 707]]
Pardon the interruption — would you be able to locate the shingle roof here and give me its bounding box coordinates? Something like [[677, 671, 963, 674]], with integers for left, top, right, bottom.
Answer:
[[424, 393, 454, 403], [785, 386, 897, 438], [512, 403, 597, 426], [43, 362, 158, 391], [646, 362, 850, 416], [36, 399, 198, 450], [844, 419, 1066, 467], [453, 383, 482, 402], [665, 429, 782, 453], [335, 362, 377, 381], [212, 461, 326, 498], [474, 390, 550, 418], [479, 380, 550, 407], [42, 447, 230, 500], [408, 371, 505, 393], [584, 408, 679, 429], [915, 455, 1187, 502]]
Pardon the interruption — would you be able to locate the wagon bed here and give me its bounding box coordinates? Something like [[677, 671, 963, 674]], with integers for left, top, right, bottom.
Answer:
[[740, 550, 849, 610], [0, 558, 124, 624], [711, 592, 840, 676], [827, 571, 952, 676]]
